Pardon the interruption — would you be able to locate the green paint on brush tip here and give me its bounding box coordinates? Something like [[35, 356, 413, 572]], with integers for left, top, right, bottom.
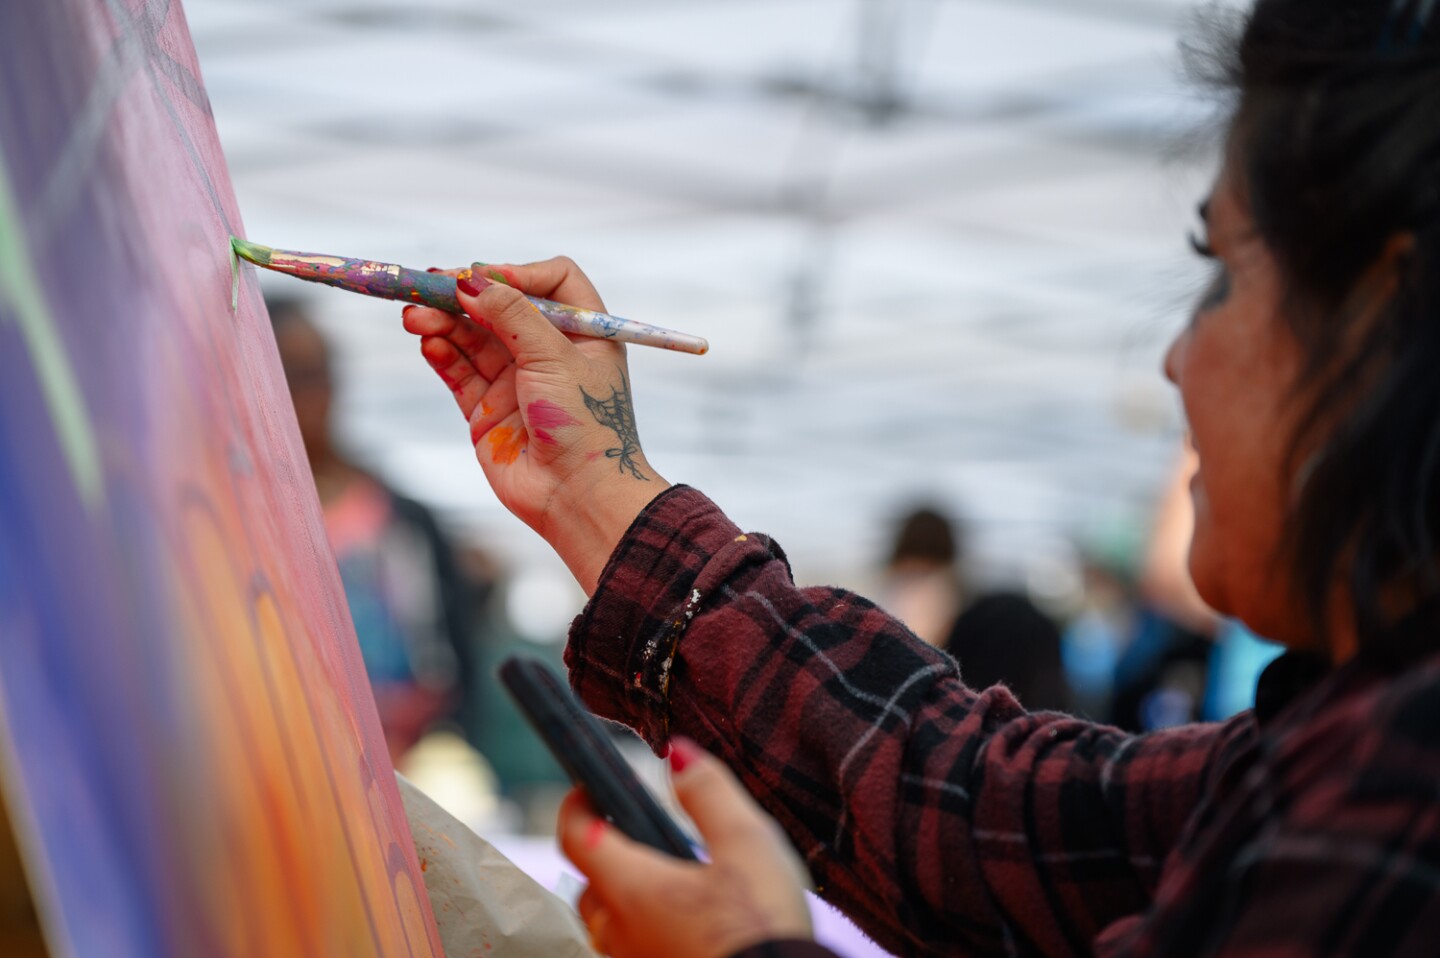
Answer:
[[230, 236, 274, 267], [229, 236, 275, 313]]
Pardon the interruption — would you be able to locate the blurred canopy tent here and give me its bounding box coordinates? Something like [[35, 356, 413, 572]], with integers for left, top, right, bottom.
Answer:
[[190, 0, 1215, 590]]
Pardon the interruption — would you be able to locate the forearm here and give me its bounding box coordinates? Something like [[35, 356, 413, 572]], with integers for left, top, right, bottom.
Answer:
[[537, 469, 671, 596]]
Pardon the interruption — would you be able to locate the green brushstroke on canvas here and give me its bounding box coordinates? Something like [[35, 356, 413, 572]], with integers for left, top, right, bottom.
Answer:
[[0, 150, 104, 509], [230, 236, 240, 313]]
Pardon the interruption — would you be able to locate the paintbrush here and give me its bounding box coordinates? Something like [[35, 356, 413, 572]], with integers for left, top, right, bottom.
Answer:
[[230, 237, 709, 355]]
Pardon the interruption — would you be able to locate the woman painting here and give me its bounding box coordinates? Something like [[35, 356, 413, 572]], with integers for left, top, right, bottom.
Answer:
[[401, 0, 1440, 953]]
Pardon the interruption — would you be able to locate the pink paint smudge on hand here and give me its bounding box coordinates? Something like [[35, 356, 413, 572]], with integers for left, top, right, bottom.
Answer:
[[526, 400, 581, 446]]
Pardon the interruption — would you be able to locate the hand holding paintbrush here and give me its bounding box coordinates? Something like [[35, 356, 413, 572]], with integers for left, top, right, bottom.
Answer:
[[402, 255, 672, 593], [233, 236, 682, 588]]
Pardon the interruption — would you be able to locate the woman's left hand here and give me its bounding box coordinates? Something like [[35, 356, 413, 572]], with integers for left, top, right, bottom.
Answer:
[[558, 738, 814, 958]]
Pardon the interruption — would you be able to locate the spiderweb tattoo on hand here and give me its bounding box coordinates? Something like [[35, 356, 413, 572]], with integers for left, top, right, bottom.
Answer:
[[581, 370, 650, 481]]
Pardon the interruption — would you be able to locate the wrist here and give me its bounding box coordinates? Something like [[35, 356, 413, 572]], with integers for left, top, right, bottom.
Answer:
[[539, 466, 670, 595]]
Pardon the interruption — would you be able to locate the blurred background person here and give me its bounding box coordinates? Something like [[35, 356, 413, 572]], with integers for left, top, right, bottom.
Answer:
[[1059, 524, 1140, 722], [880, 502, 1070, 712], [269, 293, 479, 763], [946, 591, 1070, 713], [876, 504, 963, 648]]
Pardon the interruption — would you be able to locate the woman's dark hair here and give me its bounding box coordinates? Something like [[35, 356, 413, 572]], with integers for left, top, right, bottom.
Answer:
[[1200, 0, 1440, 649]]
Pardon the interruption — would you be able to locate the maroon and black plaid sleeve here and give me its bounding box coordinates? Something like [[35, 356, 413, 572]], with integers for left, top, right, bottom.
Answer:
[[567, 486, 1233, 957]]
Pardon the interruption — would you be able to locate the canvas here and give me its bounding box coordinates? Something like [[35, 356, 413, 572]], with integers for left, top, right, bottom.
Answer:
[[0, 1, 443, 955]]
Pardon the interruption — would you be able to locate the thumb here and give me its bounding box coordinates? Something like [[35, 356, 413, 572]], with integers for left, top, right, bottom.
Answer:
[[456, 273, 573, 370]]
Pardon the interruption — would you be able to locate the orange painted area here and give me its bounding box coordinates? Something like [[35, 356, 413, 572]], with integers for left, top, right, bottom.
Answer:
[[165, 429, 435, 957], [487, 426, 529, 464]]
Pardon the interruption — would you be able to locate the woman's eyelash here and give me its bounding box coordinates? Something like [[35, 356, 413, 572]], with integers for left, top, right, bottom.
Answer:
[[1189, 232, 1218, 259]]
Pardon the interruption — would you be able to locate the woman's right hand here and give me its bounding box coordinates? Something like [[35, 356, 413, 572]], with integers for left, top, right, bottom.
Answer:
[[401, 257, 669, 594]]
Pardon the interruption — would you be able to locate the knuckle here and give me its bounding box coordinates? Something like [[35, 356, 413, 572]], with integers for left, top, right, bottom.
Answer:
[[503, 299, 543, 330], [478, 282, 519, 305], [476, 285, 528, 322]]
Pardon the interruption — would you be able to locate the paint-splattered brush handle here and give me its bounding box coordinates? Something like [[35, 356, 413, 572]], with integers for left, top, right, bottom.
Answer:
[[230, 238, 709, 355], [457, 266, 711, 356]]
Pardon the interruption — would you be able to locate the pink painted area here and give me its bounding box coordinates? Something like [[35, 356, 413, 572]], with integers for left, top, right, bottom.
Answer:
[[526, 400, 580, 446], [0, 4, 443, 955]]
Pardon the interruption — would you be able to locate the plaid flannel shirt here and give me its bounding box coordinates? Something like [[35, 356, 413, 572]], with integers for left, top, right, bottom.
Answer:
[[566, 486, 1440, 957]]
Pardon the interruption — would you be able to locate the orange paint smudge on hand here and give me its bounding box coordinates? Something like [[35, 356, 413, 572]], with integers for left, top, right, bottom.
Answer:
[[487, 426, 528, 465], [470, 401, 496, 445]]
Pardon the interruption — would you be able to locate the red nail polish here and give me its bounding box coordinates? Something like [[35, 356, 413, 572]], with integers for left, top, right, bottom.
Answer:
[[426, 267, 442, 273], [456, 277, 481, 298], [669, 737, 698, 774]]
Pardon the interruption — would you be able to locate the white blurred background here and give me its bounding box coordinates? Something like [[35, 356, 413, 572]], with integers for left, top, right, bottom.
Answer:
[[192, 0, 1222, 615]]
